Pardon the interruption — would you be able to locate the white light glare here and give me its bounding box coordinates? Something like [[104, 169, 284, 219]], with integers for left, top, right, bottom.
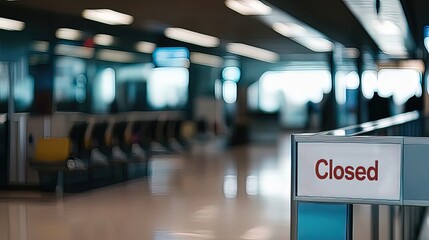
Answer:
[[223, 175, 238, 198], [135, 41, 156, 54], [342, 0, 409, 56], [226, 43, 279, 62], [222, 66, 241, 82], [0, 17, 25, 31], [94, 34, 114, 46], [165, 27, 220, 48], [335, 71, 359, 105], [190, 52, 223, 68], [225, 0, 272, 15], [82, 9, 134, 25], [378, 69, 421, 105], [55, 28, 83, 41], [99, 68, 116, 104], [373, 20, 401, 36], [362, 71, 377, 99], [300, 38, 334, 52], [272, 22, 307, 37], [258, 70, 331, 112], [223, 80, 237, 104], [345, 71, 360, 89], [333, 130, 346, 136]]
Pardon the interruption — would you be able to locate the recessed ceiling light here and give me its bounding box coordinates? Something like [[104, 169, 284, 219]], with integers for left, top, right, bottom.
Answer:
[[94, 34, 114, 46], [272, 22, 307, 37], [82, 9, 133, 25], [342, 0, 409, 56], [300, 38, 334, 52], [225, 0, 272, 15], [164, 27, 220, 48], [190, 52, 223, 68], [56, 28, 83, 41], [373, 20, 401, 35], [135, 41, 157, 53], [226, 43, 279, 62], [0, 16, 25, 31]]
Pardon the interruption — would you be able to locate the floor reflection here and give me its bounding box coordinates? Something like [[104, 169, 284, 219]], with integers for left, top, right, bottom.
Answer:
[[0, 134, 292, 240]]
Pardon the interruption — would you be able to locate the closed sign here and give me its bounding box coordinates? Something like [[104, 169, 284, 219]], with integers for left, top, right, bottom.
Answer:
[[297, 142, 402, 201]]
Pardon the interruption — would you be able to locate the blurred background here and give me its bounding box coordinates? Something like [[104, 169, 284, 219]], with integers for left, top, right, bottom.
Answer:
[[0, 0, 428, 239], [0, 0, 429, 189]]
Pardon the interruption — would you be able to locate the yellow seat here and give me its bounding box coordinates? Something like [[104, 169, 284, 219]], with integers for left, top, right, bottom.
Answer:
[[34, 138, 71, 163]]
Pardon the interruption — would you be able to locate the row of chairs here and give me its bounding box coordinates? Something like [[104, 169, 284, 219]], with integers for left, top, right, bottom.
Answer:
[[33, 118, 206, 194], [68, 119, 198, 169]]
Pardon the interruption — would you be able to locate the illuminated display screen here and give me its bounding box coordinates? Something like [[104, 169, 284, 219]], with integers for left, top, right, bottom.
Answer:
[[152, 47, 189, 68]]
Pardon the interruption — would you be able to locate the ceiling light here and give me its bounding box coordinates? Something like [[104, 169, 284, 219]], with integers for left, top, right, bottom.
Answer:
[[272, 22, 306, 37], [257, 3, 334, 53], [56, 28, 83, 41], [55, 44, 94, 59], [82, 9, 133, 25], [164, 27, 220, 47], [135, 41, 156, 53], [190, 52, 223, 68], [94, 34, 114, 46], [225, 0, 272, 15], [0, 17, 25, 31], [342, 0, 410, 56], [226, 43, 279, 62], [299, 38, 333, 52], [96, 49, 136, 63], [373, 20, 401, 35]]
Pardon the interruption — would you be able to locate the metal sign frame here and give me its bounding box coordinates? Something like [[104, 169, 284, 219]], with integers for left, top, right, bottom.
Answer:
[[292, 135, 404, 206]]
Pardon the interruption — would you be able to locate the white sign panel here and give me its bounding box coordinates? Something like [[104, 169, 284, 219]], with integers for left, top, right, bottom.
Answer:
[[297, 142, 402, 201]]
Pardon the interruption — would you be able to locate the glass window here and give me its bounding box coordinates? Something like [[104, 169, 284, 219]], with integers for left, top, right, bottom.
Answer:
[[147, 67, 189, 109], [257, 70, 332, 112], [378, 69, 421, 105], [91, 67, 116, 113], [54, 56, 87, 110]]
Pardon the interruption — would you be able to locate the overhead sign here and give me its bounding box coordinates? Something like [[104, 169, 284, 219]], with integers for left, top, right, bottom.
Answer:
[[152, 47, 189, 68], [297, 142, 402, 202]]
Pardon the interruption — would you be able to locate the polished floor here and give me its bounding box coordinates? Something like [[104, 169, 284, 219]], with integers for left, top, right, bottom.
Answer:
[[0, 136, 291, 240]]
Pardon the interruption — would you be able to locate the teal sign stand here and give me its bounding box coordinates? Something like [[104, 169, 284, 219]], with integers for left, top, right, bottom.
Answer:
[[297, 202, 350, 240]]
